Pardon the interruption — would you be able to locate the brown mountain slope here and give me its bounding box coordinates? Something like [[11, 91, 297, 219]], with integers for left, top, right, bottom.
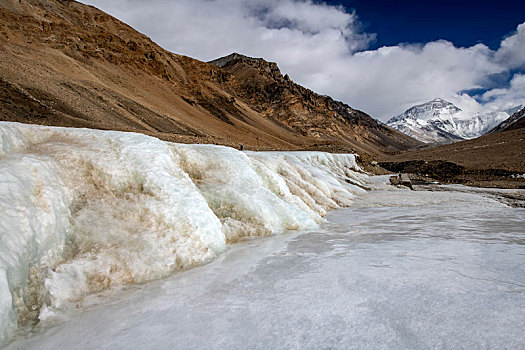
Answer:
[[378, 126, 525, 188], [0, 0, 419, 156], [209, 53, 419, 154]]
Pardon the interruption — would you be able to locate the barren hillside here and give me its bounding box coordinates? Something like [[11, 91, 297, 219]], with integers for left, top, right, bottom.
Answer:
[[378, 125, 525, 187], [0, 0, 419, 156]]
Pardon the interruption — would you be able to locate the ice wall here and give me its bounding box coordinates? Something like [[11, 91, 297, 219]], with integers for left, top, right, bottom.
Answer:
[[0, 122, 366, 344]]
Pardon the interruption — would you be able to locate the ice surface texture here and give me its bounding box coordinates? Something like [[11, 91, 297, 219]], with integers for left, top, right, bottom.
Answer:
[[6, 185, 524, 349], [0, 122, 365, 344]]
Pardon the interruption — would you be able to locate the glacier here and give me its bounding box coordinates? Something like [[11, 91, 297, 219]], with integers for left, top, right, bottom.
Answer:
[[0, 122, 366, 344]]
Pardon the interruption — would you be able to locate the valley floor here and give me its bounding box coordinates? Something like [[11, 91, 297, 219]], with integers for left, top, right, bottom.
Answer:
[[376, 127, 525, 189]]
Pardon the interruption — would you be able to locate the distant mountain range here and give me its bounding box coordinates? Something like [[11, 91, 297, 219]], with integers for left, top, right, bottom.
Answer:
[[386, 98, 522, 143]]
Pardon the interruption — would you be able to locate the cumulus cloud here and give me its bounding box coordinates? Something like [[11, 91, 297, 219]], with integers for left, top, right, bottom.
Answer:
[[495, 23, 525, 69], [312, 41, 502, 117], [481, 74, 525, 108], [81, 0, 524, 121]]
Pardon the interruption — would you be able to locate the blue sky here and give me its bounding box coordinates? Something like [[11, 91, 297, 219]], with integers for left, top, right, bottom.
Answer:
[[82, 0, 525, 121], [326, 0, 525, 110], [326, 0, 525, 50]]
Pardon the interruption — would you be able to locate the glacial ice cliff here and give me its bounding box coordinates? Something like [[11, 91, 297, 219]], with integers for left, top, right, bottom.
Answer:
[[0, 122, 366, 344]]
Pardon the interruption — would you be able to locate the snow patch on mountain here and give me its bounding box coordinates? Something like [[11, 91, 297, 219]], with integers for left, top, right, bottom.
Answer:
[[387, 98, 520, 143]]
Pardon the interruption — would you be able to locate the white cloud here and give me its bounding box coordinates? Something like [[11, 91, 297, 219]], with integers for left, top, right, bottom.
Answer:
[[439, 75, 525, 117], [495, 23, 525, 69], [312, 41, 501, 117], [481, 74, 525, 108], [80, 0, 524, 121]]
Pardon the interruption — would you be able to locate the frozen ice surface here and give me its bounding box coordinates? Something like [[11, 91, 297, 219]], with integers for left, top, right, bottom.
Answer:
[[6, 181, 525, 349], [0, 122, 364, 344], [1, 122, 524, 348]]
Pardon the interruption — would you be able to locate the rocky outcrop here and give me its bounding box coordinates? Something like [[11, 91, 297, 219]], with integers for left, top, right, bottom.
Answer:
[[209, 53, 283, 81], [210, 53, 421, 154]]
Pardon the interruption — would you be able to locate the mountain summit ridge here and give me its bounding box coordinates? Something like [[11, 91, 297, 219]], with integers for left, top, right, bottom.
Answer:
[[209, 53, 284, 81], [387, 98, 518, 143], [388, 98, 462, 124]]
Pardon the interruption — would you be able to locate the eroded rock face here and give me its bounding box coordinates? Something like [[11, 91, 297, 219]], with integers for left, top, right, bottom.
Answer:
[[210, 53, 420, 154]]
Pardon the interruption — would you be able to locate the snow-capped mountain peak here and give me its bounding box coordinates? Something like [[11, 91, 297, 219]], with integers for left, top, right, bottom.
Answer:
[[388, 98, 461, 124], [386, 98, 518, 143]]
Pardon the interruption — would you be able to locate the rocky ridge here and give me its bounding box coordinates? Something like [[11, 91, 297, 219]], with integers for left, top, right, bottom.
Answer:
[[210, 53, 418, 153], [487, 106, 525, 134]]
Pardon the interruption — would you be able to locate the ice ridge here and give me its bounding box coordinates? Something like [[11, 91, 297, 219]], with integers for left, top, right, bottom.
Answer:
[[0, 122, 366, 343]]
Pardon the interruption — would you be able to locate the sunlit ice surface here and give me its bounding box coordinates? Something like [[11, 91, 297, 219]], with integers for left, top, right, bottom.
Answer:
[[6, 176, 525, 349]]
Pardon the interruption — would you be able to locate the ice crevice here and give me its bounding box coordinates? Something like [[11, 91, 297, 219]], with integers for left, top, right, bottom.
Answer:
[[0, 121, 367, 344]]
